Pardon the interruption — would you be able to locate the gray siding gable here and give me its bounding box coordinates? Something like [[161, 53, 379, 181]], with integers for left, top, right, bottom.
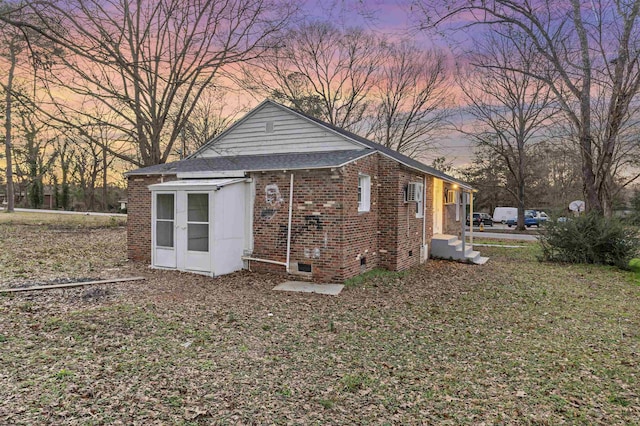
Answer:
[[194, 101, 361, 158]]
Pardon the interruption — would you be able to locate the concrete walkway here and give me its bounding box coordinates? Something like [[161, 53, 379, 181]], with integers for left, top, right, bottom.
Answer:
[[5, 208, 126, 217]]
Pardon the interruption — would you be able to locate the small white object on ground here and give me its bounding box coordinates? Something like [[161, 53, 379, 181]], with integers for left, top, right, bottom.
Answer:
[[273, 281, 344, 296]]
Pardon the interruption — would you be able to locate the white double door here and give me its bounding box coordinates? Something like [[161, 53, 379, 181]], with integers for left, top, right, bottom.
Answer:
[[154, 191, 212, 273]]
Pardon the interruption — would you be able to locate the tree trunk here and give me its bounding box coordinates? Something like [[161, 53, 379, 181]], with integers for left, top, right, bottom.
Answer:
[[579, 133, 602, 214], [102, 146, 107, 211], [4, 47, 16, 213], [517, 183, 526, 231]]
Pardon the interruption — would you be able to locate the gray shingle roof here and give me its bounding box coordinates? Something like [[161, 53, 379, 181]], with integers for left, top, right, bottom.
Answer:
[[126, 149, 373, 176]]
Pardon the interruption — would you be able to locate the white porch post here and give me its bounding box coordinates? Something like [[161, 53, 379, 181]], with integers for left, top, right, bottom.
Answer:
[[461, 191, 466, 255], [469, 191, 474, 247]]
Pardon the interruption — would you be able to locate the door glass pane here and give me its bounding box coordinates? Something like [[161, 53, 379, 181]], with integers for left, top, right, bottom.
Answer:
[[188, 194, 208, 222], [157, 194, 174, 220], [188, 224, 209, 252], [156, 221, 174, 247]]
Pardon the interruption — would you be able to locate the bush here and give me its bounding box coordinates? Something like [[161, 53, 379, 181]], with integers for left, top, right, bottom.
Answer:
[[539, 212, 640, 269]]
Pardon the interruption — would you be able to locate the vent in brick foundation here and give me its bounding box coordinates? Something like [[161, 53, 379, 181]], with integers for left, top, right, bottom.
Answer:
[[360, 257, 366, 266], [297, 263, 312, 273], [408, 250, 413, 257]]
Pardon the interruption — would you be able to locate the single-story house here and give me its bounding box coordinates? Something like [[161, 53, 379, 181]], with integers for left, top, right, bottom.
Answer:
[[126, 99, 485, 283]]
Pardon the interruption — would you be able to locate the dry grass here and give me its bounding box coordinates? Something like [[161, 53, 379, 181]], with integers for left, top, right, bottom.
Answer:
[[0, 212, 127, 286], [0, 213, 638, 424], [0, 210, 126, 227]]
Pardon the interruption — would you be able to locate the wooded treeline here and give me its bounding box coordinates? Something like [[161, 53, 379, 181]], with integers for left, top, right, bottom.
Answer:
[[0, 0, 639, 218]]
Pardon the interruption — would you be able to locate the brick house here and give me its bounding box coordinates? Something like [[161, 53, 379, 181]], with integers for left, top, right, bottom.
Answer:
[[126, 100, 484, 283]]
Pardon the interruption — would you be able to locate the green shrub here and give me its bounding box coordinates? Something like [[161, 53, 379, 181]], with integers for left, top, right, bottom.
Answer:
[[539, 213, 640, 269]]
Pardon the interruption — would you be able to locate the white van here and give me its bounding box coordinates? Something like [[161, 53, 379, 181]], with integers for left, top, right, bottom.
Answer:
[[493, 207, 518, 224]]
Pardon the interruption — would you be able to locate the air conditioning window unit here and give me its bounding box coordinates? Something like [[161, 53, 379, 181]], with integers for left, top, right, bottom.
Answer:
[[405, 182, 422, 202]]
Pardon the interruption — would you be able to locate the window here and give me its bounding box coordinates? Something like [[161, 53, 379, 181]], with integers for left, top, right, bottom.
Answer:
[[358, 174, 371, 212], [414, 182, 424, 218], [445, 189, 456, 205], [444, 189, 461, 221], [187, 193, 209, 252], [156, 193, 174, 248]]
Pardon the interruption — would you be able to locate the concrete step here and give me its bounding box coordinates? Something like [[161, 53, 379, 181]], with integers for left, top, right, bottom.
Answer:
[[430, 234, 489, 265], [465, 250, 481, 263]]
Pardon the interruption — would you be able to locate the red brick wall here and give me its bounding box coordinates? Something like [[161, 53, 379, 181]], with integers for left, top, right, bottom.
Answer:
[[443, 183, 462, 237], [339, 154, 379, 279], [377, 156, 399, 270], [394, 167, 428, 271], [250, 169, 345, 282], [126, 174, 176, 262], [377, 156, 429, 271], [250, 154, 381, 282]]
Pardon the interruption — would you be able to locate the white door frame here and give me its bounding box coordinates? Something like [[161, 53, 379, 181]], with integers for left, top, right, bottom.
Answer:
[[152, 191, 177, 268], [177, 191, 212, 273]]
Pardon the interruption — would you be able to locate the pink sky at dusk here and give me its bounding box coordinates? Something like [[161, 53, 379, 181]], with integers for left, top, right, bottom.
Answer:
[[240, 0, 478, 167]]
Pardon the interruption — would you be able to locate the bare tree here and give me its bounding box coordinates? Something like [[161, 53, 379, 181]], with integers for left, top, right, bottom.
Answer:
[[52, 137, 74, 210], [458, 30, 558, 229], [243, 21, 384, 132], [369, 41, 451, 158], [179, 88, 245, 157], [418, 0, 640, 215], [1, 0, 295, 167], [11, 98, 57, 209], [0, 5, 21, 212]]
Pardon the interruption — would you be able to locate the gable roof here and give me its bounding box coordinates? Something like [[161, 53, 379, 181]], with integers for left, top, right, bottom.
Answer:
[[130, 99, 472, 190]]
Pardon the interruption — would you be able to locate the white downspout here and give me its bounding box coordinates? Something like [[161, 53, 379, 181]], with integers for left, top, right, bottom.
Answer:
[[461, 191, 466, 256], [469, 191, 474, 247], [422, 175, 426, 251], [285, 173, 294, 273], [240, 175, 294, 270]]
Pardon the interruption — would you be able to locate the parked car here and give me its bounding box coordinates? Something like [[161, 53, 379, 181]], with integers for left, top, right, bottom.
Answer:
[[466, 212, 494, 226], [506, 210, 549, 227]]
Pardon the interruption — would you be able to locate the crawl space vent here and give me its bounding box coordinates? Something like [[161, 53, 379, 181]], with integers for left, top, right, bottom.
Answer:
[[297, 263, 312, 273]]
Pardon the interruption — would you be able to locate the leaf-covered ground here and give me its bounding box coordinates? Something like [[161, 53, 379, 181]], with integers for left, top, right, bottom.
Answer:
[[1, 213, 638, 424]]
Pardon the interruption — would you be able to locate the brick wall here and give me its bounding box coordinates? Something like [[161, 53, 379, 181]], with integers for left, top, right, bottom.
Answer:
[[126, 174, 176, 262], [443, 184, 463, 237], [250, 154, 381, 282], [377, 156, 429, 272], [377, 156, 399, 270], [250, 169, 345, 282], [393, 166, 429, 271], [339, 154, 379, 279]]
